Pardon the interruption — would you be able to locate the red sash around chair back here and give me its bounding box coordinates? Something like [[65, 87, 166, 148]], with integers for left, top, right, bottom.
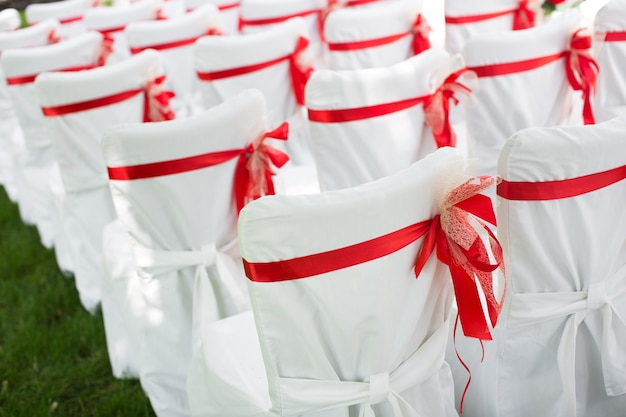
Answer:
[[5, 64, 95, 85], [41, 74, 176, 122], [445, 0, 535, 30], [107, 123, 290, 213], [603, 30, 626, 42], [129, 28, 221, 54]]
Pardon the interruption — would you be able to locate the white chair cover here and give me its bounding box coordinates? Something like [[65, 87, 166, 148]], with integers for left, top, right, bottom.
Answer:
[[593, 0, 626, 122], [35, 50, 165, 312], [449, 116, 626, 417], [188, 147, 471, 417], [125, 4, 221, 117], [444, 0, 536, 55], [185, 0, 241, 35], [101, 89, 262, 417], [306, 48, 455, 191], [0, 31, 103, 249], [25, 0, 92, 39], [463, 11, 582, 178], [84, 0, 164, 64], [0, 19, 60, 208], [194, 18, 314, 166], [323, 0, 425, 71], [0, 8, 21, 32]]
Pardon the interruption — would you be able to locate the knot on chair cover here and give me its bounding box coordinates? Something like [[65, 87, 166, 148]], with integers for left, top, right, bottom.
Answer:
[[411, 14, 431, 55], [566, 28, 599, 125]]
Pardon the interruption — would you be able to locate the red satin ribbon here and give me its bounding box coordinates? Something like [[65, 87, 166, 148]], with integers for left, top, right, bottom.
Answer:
[[217, 2, 239, 11], [566, 29, 598, 125], [98, 25, 127, 34], [326, 13, 430, 55], [239, 8, 321, 27], [197, 36, 312, 106], [445, 0, 535, 30], [41, 75, 175, 123], [308, 95, 430, 123], [5, 64, 94, 85], [98, 32, 114, 66], [467, 52, 565, 77], [604, 31, 626, 42], [29, 15, 83, 26], [244, 177, 503, 341], [344, 0, 380, 6], [497, 164, 626, 200], [130, 28, 221, 54]]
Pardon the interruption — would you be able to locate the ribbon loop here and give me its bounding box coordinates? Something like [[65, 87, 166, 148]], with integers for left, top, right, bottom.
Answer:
[[200, 244, 218, 267], [368, 373, 390, 405], [234, 123, 290, 212], [513, 0, 536, 30], [586, 281, 609, 312], [289, 36, 313, 106], [144, 75, 176, 122], [411, 14, 431, 55], [566, 28, 599, 125]]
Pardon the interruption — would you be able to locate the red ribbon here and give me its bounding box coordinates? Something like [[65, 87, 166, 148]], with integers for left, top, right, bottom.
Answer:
[[234, 123, 290, 213], [48, 29, 61, 44], [308, 94, 430, 123], [512, 0, 536, 30], [97, 32, 114, 66], [411, 14, 431, 55], [239, 8, 321, 30], [5, 64, 95, 85], [42, 75, 175, 122], [423, 69, 471, 148], [604, 31, 626, 42], [467, 52, 565, 77], [414, 177, 504, 341], [566, 29, 598, 125], [289, 36, 313, 106], [130, 28, 221, 54]]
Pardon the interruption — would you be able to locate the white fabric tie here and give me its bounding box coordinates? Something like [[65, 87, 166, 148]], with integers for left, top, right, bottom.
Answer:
[[508, 264, 626, 417], [274, 321, 450, 417]]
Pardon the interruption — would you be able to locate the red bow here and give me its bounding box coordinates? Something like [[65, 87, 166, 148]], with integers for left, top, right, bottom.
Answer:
[[289, 36, 314, 106], [234, 123, 290, 213], [97, 33, 114, 67], [423, 69, 472, 149], [155, 8, 168, 21], [566, 29, 598, 125], [411, 14, 432, 55], [414, 176, 505, 341], [48, 29, 61, 44], [143, 75, 176, 122], [513, 0, 536, 30]]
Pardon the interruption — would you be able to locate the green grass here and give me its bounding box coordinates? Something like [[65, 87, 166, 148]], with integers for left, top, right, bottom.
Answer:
[[0, 186, 155, 417]]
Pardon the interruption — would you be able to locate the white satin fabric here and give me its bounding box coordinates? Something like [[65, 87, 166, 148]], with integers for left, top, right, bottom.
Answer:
[[306, 48, 452, 191], [185, 0, 241, 35], [102, 90, 261, 417], [84, 0, 164, 64], [35, 50, 164, 312], [0, 8, 21, 32], [593, 0, 626, 122], [463, 11, 581, 179], [194, 18, 315, 167], [323, 0, 422, 71], [448, 116, 626, 417], [0, 19, 60, 214], [125, 5, 220, 118], [188, 147, 465, 417], [25, 0, 91, 39], [0, 32, 102, 249], [444, 0, 527, 55]]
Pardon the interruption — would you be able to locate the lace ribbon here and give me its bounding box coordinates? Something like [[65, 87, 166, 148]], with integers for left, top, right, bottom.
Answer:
[[566, 29, 598, 125], [414, 176, 505, 341]]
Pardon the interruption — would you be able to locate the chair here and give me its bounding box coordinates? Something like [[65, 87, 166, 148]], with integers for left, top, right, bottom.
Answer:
[[462, 11, 594, 178], [125, 4, 221, 117], [444, 0, 537, 55], [0, 19, 60, 209], [25, 0, 93, 39], [0, 8, 21, 32], [1, 31, 105, 259], [306, 47, 468, 191], [593, 0, 626, 122], [322, 0, 430, 71], [34, 49, 170, 313], [194, 18, 315, 166], [84, 0, 165, 64], [185, 0, 241, 34], [187, 145, 505, 417], [101, 89, 278, 417], [448, 116, 626, 417]]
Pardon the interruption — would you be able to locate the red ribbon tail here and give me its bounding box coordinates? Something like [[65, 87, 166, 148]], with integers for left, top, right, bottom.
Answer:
[[413, 216, 439, 277], [449, 260, 493, 341], [234, 153, 250, 213], [412, 34, 431, 55]]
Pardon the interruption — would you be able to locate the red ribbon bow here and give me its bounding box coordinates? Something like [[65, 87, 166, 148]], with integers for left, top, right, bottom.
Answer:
[[155, 8, 168, 21], [143, 75, 176, 122], [513, 0, 536, 30], [423, 69, 472, 149], [411, 14, 432, 55], [566, 29, 598, 125], [414, 176, 505, 341], [48, 29, 61, 44], [289, 36, 314, 107], [234, 123, 290, 212], [97, 33, 114, 67]]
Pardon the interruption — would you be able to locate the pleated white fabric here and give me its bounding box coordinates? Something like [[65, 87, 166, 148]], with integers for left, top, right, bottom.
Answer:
[[448, 116, 626, 417], [188, 147, 466, 417], [35, 50, 165, 313], [593, 0, 626, 122], [25, 0, 92, 39], [102, 90, 261, 417], [306, 48, 453, 191]]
